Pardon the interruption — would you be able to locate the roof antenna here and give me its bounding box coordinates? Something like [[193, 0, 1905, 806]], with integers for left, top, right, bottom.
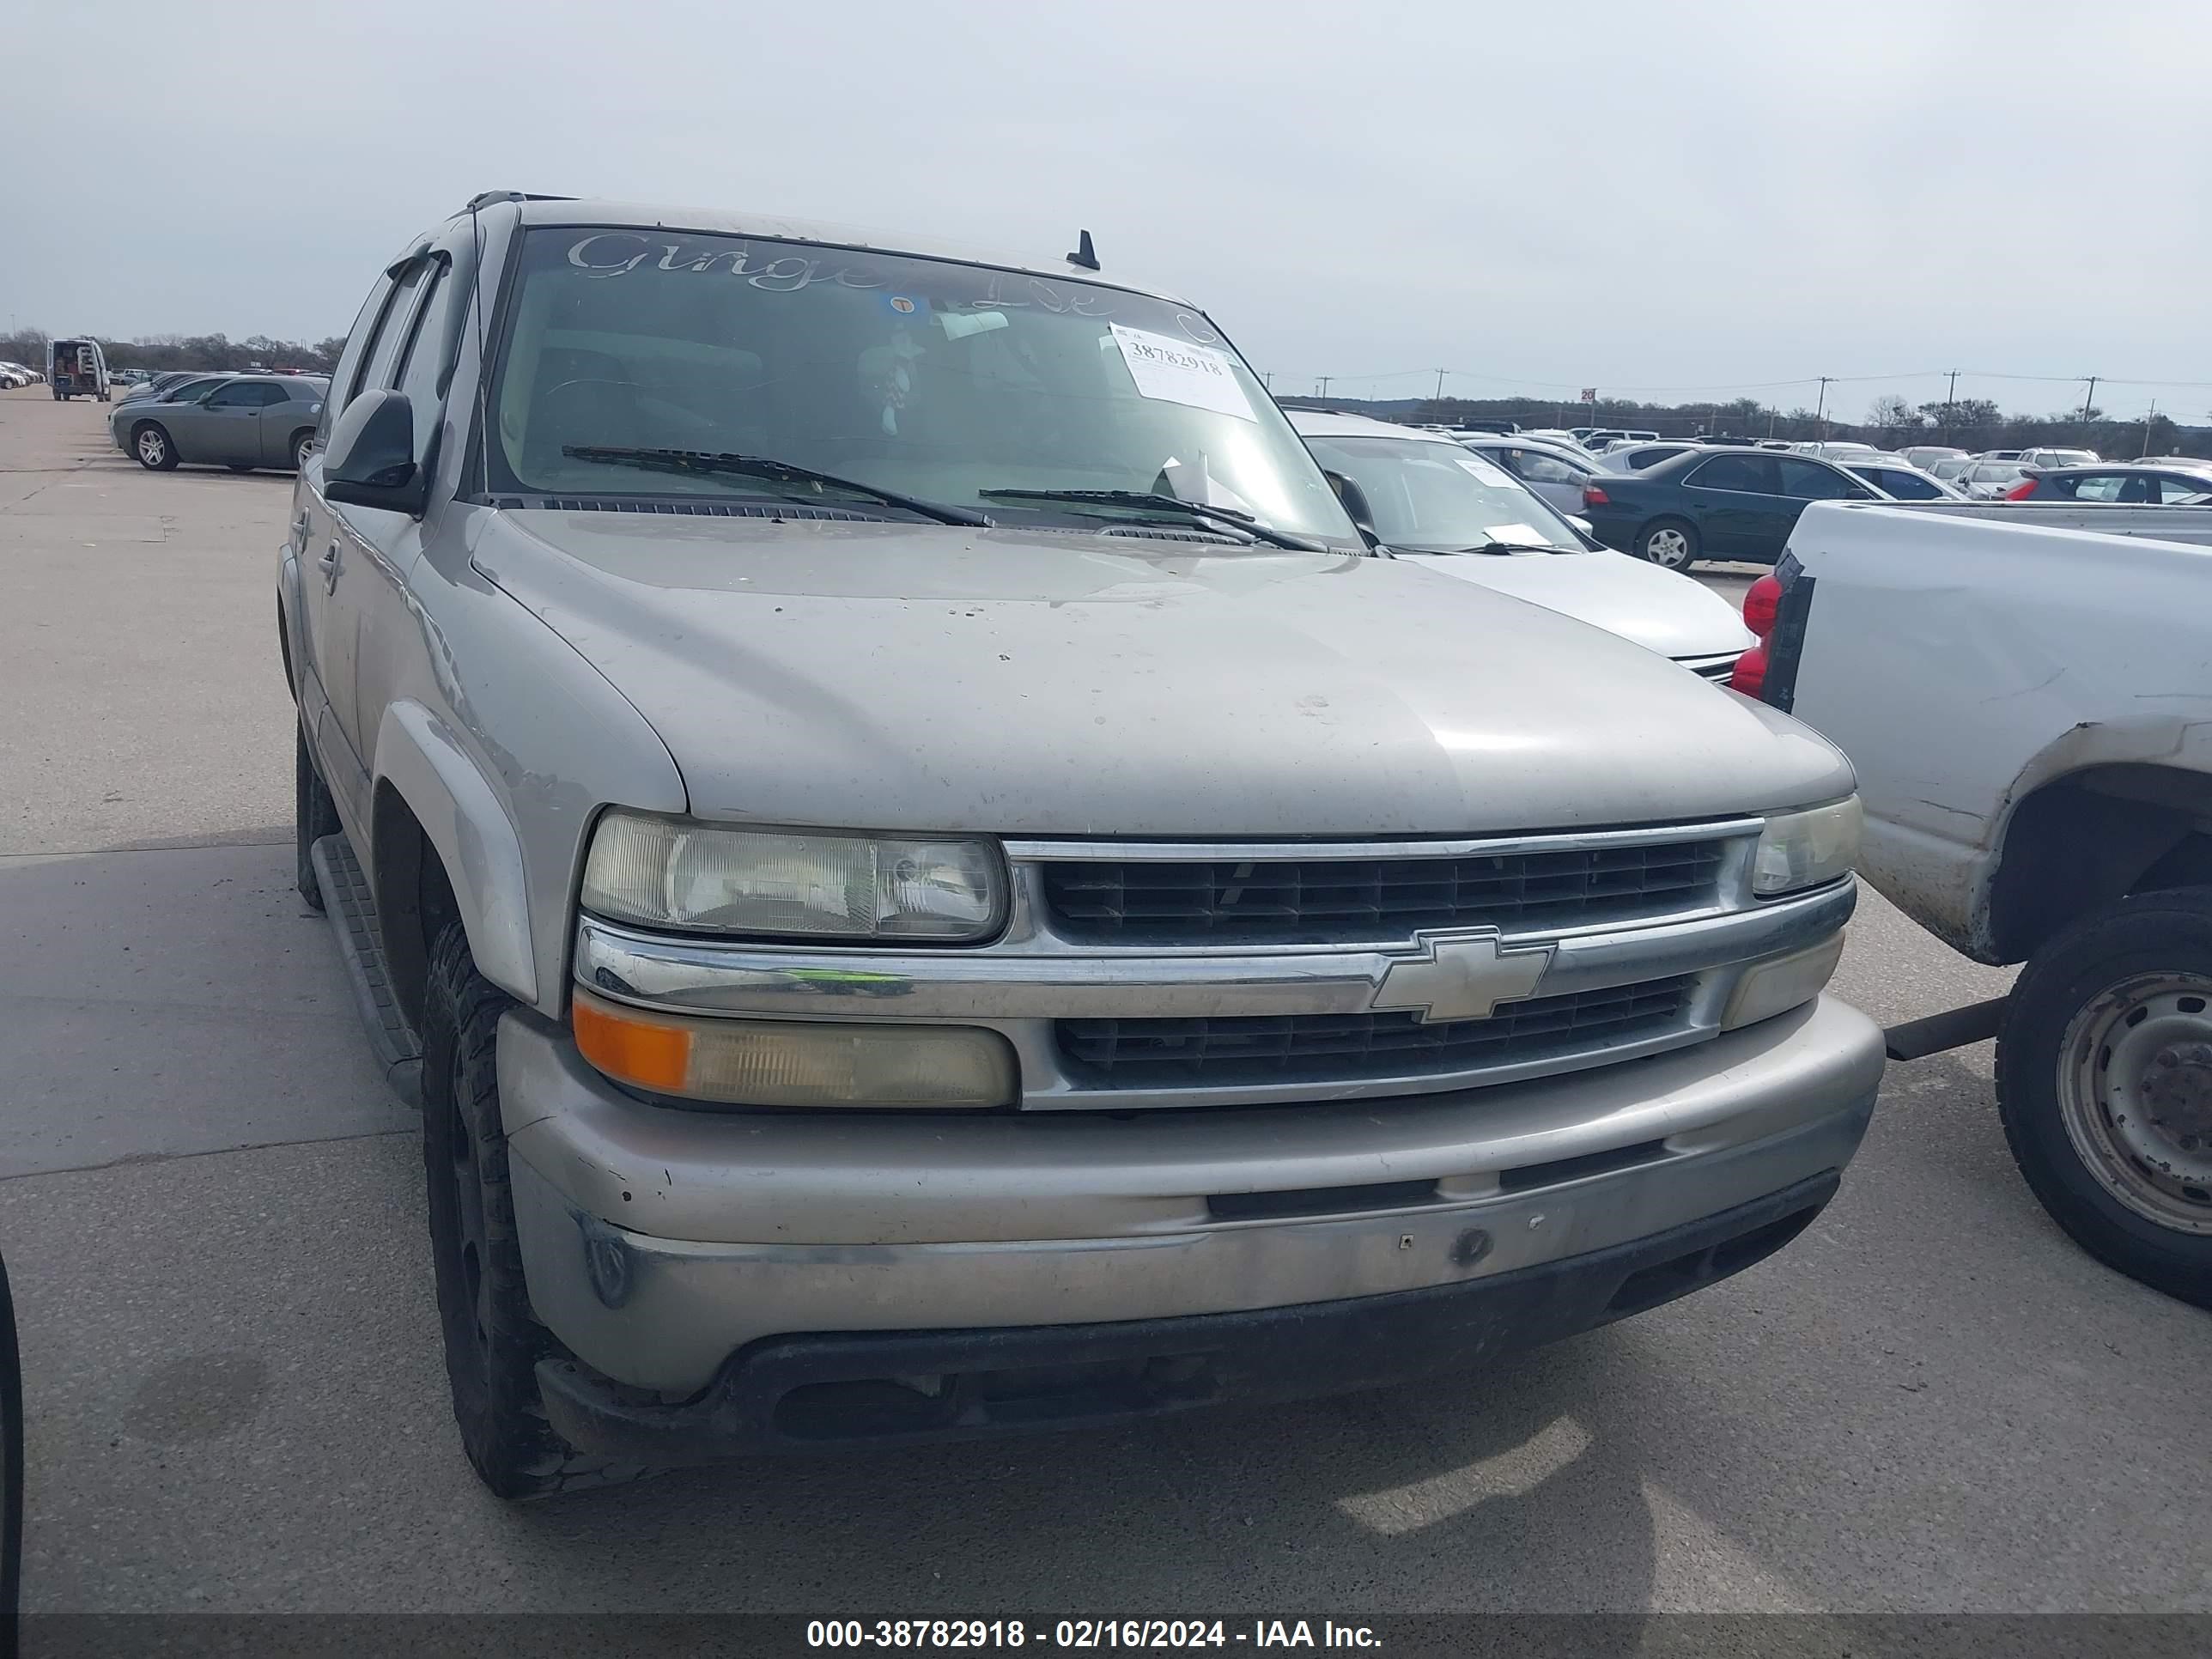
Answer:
[[1066, 229, 1099, 271]]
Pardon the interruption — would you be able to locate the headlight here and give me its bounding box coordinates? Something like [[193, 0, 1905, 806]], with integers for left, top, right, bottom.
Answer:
[[1752, 797, 1861, 896], [580, 811, 1005, 941]]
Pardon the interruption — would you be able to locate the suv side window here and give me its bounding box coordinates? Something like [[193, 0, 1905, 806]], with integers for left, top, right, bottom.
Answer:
[[389, 259, 458, 459], [360, 263, 429, 399], [1686, 453, 1773, 492], [1778, 459, 1861, 500], [321, 275, 396, 441]]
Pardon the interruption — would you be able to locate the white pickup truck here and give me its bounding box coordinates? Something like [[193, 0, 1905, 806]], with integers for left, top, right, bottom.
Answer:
[[1739, 501, 2212, 1305]]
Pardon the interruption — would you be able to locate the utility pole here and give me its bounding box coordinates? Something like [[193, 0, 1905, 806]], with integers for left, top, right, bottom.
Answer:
[[1944, 368, 1960, 441], [1316, 376, 1331, 400], [2079, 375, 2099, 432], [1433, 368, 1447, 404], [2142, 399, 2158, 459], [1261, 370, 1272, 392], [1813, 376, 1835, 439]]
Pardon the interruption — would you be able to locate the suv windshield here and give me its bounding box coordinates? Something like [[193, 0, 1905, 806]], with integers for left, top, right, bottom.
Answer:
[[485, 228, 1356, 542], [1301, 434, 1583, 552]]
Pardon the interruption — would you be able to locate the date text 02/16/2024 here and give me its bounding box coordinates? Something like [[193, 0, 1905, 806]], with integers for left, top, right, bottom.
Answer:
[[805, 1620, 1382, 1649]]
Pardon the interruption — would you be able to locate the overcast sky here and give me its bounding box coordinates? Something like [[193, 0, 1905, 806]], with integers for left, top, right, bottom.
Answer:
[[9, 1, 2211, 421]]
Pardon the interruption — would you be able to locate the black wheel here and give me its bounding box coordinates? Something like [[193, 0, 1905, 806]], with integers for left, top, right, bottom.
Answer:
[[291, 430, 315, 472], [295, 723, 339, 911], [1996, 888, 2212, 1308], [131, 422, 178, 471], [421, 922, 650, 1498], [1637, 518, 1699, 571]]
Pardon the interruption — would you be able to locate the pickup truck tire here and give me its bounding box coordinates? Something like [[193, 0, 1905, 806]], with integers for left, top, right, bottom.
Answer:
[[421, 921, 653, 1498], [295, 724, 339, 912], [1637, 518, 1699, 571], [1996, 889, 2212, 1308]]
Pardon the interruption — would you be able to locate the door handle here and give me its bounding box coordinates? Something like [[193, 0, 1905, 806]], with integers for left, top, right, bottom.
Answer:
[[291, 510, 311, 550], [318, 543, 341, 592]]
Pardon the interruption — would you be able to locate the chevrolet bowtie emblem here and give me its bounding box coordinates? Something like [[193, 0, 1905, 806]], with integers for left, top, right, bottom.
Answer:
[[1370, 931, 1556, 1024]]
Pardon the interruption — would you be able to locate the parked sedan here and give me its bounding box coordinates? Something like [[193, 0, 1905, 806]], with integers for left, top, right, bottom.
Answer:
[[112, 374, 326, 472], [1290, 410, 1752, 676], [119, 369, 218, 404], [1600, 441, 1698, 471], [1954, 458, 2033, 499], [1578, 446, 1880, 570], [1844, 459, 1964, 501], [1454, 434, 1602, 516], [1899, 445, 1968, 471], [2002, 461, 2212, 503]]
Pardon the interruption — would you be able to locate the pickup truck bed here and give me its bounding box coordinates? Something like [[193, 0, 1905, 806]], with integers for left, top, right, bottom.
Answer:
[[1758, 500, 2212, 1307]]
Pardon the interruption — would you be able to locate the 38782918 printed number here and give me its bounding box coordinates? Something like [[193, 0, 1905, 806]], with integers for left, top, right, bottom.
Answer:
[[805, 1620, 1234, 1648]]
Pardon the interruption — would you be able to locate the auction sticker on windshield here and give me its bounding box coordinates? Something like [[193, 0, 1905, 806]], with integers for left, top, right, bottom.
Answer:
[[1109, 324, 1255, 422], [1455, 455, 1517, 488]]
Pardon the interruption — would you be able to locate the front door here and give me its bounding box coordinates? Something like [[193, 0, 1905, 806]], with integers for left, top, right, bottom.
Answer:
[[196, 380, 274, 463]]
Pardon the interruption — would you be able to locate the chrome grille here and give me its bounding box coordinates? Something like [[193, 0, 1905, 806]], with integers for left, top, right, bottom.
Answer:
[[1057, 976, 1693, 1087], [1039, 840, 1729, 945], [1676, 653, 1741, 683]]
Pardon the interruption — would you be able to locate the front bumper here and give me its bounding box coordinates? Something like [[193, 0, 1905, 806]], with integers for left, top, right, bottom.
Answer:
[[501, 993, 1883, 1400], [538, 1170, 1841, 1462]]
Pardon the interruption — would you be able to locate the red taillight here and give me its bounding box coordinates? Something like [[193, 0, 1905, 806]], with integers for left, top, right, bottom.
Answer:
[[1741, 573, 1782, 639], [1729, 643, 1769, 696], [1729, 573, 1783, 696], [1582, 482, 1610, 508], [2004, 477, 2039, 501]]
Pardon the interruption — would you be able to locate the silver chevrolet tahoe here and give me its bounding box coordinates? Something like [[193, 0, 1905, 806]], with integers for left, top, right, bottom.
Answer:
[[280, 191, 1885, 1498]]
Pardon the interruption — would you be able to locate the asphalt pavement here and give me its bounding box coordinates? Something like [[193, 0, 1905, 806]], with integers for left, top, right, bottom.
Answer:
[[3, 385, 2208, 1615]]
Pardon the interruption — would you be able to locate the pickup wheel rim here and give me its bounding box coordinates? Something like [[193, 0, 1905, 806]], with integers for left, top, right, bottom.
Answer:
[[1644, 526, 1691, 567], [2061, 971, 2212, 1233], [136, 428, 165, 466]]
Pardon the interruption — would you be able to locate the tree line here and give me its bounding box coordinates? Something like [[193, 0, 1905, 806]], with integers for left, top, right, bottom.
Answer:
[[0, 327, 345, 376]]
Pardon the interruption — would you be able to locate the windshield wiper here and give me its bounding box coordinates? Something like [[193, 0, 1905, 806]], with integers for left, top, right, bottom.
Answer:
[[561, 447, 990, 526], [977, 488, 1324, 551], [1451, 538, 1579, 556]]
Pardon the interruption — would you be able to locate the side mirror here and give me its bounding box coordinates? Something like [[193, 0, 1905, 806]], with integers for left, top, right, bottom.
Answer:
[[322, 388, 427, 516], [1322, 469, 1379, 544]]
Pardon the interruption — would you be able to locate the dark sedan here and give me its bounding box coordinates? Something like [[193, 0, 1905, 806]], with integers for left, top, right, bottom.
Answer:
[[1578, 447, 1880, 570], [2003, 462, 2212, 504]]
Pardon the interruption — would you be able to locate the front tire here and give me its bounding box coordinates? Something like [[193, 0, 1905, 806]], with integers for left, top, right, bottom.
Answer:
[[1996, 888, 2212, 1308], [291, 430, 315, 472], [294, 723, 339, 911], [421, 922, 650, 1498], [1637, 517, 1699, 570], [132, 422, 178, 470]]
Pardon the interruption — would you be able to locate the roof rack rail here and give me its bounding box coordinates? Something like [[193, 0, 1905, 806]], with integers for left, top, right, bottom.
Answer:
[[458, 191, 577, 215]]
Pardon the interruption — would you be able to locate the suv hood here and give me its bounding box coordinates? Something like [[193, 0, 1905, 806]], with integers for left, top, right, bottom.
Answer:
[[477, 511, 1849, 836], [1394, 550, 1753, 663]]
